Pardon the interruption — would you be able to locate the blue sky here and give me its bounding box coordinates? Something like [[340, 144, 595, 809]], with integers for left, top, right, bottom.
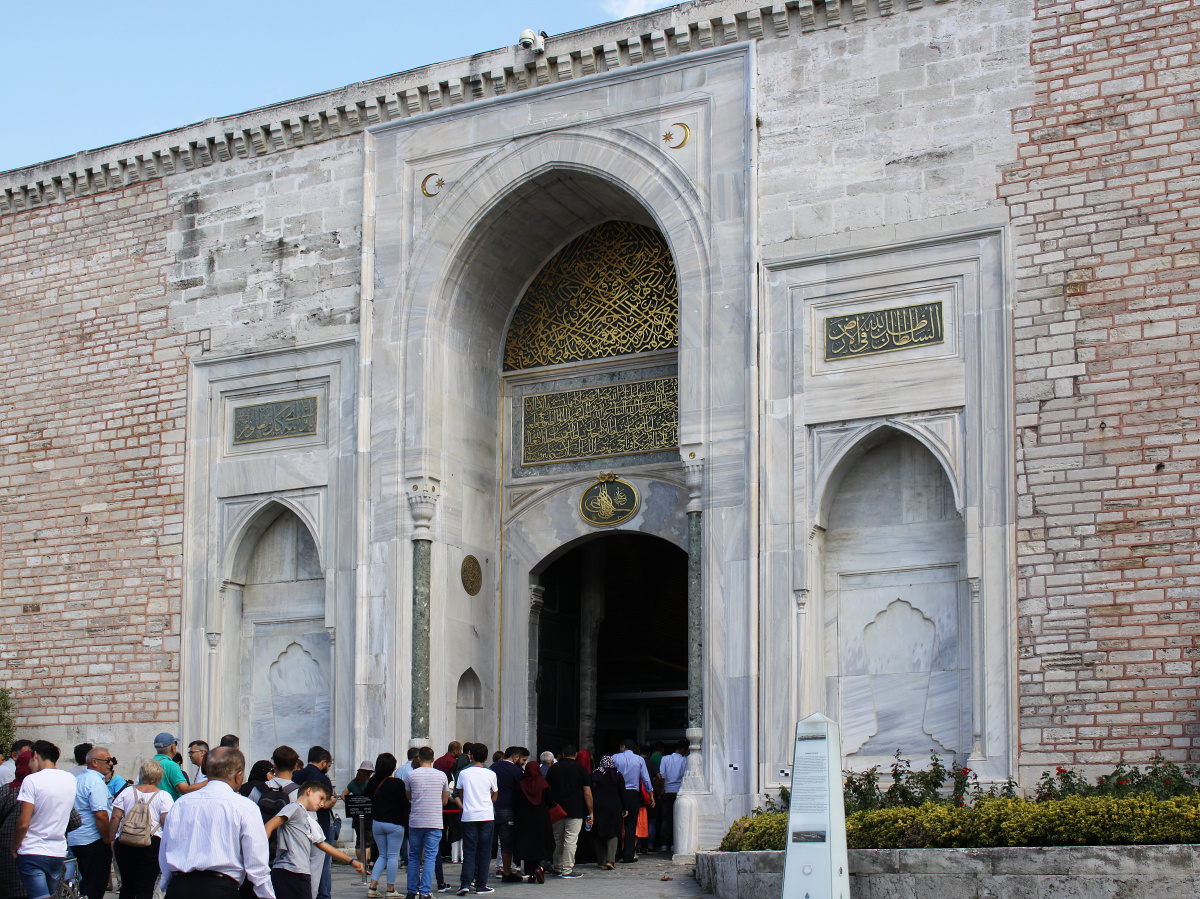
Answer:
[[0, 0, 665, 173]]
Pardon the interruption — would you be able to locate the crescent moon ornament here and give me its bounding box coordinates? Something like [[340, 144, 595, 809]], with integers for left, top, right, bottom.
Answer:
[[663, 122, 690, 150], [420, 173, 444, 197]]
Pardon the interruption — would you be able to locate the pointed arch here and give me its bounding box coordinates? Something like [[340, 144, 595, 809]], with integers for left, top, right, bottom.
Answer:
[[456, 668, 483, 710], [812, 421, 963, 530], [223, 497, 323, 586]]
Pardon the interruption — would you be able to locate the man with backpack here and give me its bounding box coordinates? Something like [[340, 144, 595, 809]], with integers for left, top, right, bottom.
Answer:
[[244, 746, 303, 862], [109, 758, 174, 899]]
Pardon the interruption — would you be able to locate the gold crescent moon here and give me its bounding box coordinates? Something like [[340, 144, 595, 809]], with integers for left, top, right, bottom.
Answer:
[[420, 173, 441, 198], [666, 123, 690, 150]]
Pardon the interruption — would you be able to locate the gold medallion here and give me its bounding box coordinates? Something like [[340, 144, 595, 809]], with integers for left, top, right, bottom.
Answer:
[[579, 474, 639, 528], [460, 555, 482, 596]]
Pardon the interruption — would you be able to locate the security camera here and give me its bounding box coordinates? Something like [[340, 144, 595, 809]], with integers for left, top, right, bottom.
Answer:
[[518, 28, 546, 54]]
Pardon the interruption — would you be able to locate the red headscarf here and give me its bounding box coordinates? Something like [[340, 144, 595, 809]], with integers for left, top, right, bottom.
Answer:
[[576, 750, 593, 773], [519, 759, 548, 805], [9, 749, 31, 794]]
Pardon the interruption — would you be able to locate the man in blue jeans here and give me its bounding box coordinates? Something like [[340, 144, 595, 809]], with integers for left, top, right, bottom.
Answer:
[[13, 741, 77, 899], [405, 747, 448, 899], [455, 744, 498, 895]]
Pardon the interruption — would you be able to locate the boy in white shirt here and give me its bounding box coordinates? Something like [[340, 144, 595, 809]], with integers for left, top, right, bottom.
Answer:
[[265, 781, 363, 899], [455, 744, 498, 896], [13, 740, 79, 899]]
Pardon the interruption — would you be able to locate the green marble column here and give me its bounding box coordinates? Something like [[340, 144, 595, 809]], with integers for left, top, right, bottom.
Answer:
[[687, 509, 703, 728], [411, 538, 431, 740]]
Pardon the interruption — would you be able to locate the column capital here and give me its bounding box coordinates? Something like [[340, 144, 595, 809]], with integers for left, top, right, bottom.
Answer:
[[683, 456, 704, 513], [407, 488, 439, 541], [205, 632, 222, 650], [530, 583, 547, 614]]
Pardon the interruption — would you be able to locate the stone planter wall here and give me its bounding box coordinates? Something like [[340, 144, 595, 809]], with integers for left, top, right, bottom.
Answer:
[[696, 845, 1200, 899]]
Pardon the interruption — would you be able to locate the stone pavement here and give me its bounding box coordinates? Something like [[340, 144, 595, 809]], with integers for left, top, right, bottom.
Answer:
[[330, 855, 705, 899]]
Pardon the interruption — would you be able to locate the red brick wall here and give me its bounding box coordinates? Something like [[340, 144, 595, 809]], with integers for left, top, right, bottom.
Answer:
[[0, 181, 187, 732], [1004, 0, 1200, 775]]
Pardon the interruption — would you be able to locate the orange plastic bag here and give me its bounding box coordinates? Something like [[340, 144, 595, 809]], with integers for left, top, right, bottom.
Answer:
[[636, 807, 649, 839]]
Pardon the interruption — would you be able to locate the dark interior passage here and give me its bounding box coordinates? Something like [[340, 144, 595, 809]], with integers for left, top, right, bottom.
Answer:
[[536, 533, 688, 757]]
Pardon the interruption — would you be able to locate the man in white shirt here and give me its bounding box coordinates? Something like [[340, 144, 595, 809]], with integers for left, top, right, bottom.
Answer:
[[12, 740, 78, 899], [655, 739, 688, 853], [158, 746, 275, 899], [455, 744, 498, 896], [0, 739, 33, 788]]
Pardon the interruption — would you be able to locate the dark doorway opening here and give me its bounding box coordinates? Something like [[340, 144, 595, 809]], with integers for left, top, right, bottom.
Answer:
[[535, 533, 688, 758]]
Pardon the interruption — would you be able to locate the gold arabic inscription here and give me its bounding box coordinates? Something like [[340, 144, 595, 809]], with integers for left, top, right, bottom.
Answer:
[[503, 221, 679, 371], [579, 474, 639, 527], [522, 377, 678, 466], [824, 301, 944, 362], [232, 396, 319, 445]]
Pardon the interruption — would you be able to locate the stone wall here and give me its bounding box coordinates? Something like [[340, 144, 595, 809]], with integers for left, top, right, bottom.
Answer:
[[1002, 0, 1200, 779], [0, 180, 187, 766], [697, 846, 1200, 899]]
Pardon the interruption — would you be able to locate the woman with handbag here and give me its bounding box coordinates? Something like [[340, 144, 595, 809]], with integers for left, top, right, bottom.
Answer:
[[107, 759, 173, 899], [513, 762, 555, 883]]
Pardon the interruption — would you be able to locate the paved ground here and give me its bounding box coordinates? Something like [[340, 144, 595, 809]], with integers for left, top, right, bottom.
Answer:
[[331, 855, 705, 899]]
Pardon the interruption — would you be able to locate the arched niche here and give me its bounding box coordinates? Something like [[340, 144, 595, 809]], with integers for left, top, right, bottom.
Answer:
[[455, 668, 484, 743], [820, 430, 970, 764], [232, 506, 331, 765]]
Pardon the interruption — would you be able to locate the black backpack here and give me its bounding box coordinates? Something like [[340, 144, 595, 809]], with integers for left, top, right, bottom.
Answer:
[[242, 779, 300, 859]]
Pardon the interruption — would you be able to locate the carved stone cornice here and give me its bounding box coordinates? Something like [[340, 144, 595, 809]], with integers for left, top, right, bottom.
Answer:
[[0, 0, 951, 216]]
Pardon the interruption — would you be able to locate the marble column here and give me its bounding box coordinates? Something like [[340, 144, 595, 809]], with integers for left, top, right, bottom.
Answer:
[[408, 488, 438, 744], [578, 541, 605, 753], [527, 584, 546, 751], [675, 457, 706, 863]]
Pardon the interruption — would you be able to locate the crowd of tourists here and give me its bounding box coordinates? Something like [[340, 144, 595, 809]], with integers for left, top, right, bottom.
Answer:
[[0, 731, 688, 899]]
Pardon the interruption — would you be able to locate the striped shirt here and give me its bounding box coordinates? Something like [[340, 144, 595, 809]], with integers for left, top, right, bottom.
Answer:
[[406, 766, 448, 830], [158, 780, 275, 898]]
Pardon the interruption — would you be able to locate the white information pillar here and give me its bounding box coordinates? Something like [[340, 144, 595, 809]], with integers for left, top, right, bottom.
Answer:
[[781, 712, 851, 899]]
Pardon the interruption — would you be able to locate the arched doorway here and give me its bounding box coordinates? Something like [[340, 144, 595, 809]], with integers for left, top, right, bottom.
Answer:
[[235, 506, 331, 765], [534, 534, 688, 757], [821, 431, 970, 763]]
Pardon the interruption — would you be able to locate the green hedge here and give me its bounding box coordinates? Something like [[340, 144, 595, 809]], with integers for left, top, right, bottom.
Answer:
[[720, 794, 1200, 851]]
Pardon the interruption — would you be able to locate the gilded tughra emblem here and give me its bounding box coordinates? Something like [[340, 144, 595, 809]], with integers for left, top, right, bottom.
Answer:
[[579, 473, 639, 528]]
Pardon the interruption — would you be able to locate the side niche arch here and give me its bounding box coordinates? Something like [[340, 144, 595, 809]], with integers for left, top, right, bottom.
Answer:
[[455, 668, 484, 743], [227, 502, 331, 766], [819, 429, 970, 764], [224, 497, 324, 586]]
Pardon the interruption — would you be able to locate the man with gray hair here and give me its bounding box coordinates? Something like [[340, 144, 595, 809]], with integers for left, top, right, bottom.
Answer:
[[68, 745, 116, 899], [158, 746, 275, 898]]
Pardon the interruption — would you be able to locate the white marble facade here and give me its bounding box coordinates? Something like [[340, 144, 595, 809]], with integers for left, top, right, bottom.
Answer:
[[177, 37, 1017, 852]]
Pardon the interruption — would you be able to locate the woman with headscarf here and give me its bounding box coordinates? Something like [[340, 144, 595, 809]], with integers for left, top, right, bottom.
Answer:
[[7, 750, 30, 795], [514, 760, 555, 883], [589, 756, 625, 870], [237, 759, 276, 798]]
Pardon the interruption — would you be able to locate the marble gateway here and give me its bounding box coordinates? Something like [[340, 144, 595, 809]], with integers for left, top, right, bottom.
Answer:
[[2, 0, 1197, 860]]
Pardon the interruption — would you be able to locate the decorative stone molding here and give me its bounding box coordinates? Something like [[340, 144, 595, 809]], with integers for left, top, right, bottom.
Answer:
[[0, 0, 957, 216], [683, 457, 705, 514]]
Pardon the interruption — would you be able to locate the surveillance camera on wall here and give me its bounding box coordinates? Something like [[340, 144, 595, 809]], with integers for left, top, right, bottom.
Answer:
[[518, 28, 547, 55]]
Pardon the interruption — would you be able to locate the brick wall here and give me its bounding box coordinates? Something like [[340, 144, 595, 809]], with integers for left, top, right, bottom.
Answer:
[[0, 180, 187, 740], [1004, 0, 1200, 776]]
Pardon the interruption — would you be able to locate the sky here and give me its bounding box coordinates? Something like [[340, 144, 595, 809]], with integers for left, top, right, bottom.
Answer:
[[0, 0, 667, 174]]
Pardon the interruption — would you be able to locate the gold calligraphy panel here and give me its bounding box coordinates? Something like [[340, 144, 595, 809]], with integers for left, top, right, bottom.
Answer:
[[521, 377, 678, 465], [503, 221, 678, 371], [232, 396, 318, 445], [824, 302, 944, 361]]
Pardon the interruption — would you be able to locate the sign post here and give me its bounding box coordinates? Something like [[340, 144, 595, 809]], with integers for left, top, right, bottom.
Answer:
[[781, 712, 850, 899], [344, 794, 373, 884]]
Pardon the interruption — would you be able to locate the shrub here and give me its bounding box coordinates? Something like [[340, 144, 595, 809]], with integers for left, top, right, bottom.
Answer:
[[0, 688, 13, 757]]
